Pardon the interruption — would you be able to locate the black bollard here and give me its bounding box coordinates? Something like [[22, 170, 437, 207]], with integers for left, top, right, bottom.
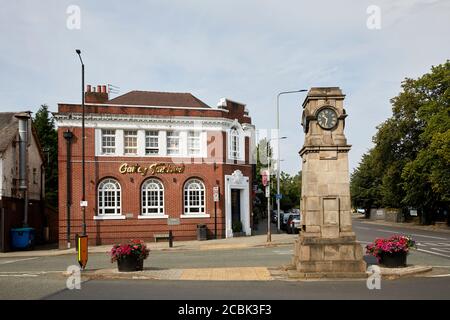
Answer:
[[169, 230, 173, 248]]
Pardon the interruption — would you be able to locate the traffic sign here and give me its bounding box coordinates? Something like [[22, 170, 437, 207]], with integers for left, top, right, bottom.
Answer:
[[276, 194, 283, 200], [261, 169, 270, 187], [265, 186, 270, 198], [167, 218, 180, 226], [213, 186, 220, 202]]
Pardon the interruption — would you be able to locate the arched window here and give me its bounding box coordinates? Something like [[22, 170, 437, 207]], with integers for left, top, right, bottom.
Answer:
[[184, 179, 205, 214], [98, 178, 121, 215], [230, 128, 240, 159], [141, 178, 164, 215]]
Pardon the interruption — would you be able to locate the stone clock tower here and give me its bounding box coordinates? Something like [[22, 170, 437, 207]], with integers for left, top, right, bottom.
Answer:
[[292, 87, 366, 278]]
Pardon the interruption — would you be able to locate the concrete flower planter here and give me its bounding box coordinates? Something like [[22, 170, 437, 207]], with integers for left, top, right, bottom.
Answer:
[[117, 255, 144, 272], [379, 251, 407, 268]]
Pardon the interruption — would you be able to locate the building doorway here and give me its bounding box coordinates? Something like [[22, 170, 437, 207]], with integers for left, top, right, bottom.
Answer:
[[231, 189, 241, 229], [225, 170, 251, 238]]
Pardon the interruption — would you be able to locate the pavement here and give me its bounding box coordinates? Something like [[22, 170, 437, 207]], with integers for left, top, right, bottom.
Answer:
[[0, 232, 294, 258]]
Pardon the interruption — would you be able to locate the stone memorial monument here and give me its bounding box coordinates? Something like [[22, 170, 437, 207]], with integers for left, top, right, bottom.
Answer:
[[292, 87, 367, 278]]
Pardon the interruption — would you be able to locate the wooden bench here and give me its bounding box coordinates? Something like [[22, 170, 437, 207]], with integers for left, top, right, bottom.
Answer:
[[154, 233, 170, 242]]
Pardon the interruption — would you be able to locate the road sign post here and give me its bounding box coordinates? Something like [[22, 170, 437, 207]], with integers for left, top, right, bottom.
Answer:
[[213, 186, 219, 239], [167, 218, 180, 248]]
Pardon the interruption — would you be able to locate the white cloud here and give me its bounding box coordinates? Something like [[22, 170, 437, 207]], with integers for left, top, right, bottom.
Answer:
[[0, 0, 449, 174]]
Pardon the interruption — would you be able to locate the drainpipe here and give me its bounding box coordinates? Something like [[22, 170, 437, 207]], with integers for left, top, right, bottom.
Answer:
[[63, 130, 73, 248], [15, 113, 30, 227]]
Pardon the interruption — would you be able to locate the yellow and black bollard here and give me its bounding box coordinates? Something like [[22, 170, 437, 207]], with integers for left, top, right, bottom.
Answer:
[[77, 235, 88, 270]]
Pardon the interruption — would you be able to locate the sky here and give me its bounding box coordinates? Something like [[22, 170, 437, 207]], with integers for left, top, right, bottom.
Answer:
[[1, 0, 449, 175]]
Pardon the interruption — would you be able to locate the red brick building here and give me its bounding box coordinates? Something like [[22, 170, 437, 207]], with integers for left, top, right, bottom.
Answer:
[[55, 86, 255, 248]]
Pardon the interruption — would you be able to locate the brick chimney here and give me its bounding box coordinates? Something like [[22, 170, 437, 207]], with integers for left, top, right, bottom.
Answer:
[[85, 84, 109, 103]]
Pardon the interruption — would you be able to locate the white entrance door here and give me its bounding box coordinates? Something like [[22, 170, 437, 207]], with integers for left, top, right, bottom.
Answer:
[[225, 170, 251, 238]]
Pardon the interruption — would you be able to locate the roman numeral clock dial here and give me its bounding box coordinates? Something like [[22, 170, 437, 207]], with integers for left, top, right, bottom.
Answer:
[[317, 107, 338, 130]]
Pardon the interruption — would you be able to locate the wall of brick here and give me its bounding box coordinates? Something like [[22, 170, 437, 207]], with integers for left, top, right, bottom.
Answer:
[[57, 103, 254, 248]]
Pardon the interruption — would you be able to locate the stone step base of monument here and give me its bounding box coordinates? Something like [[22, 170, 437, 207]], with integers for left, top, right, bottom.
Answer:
[[287, 269, 368, 279], [284, 264, 433, 280]]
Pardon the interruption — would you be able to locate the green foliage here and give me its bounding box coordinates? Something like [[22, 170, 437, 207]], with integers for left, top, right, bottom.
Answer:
[[232, 220, 243, 233], [279, 171, 301, 211], [253, 139, 301, 216], [351, 60, 450, 224], [33, 105, 58, 208], [350, 151, 382, 210]]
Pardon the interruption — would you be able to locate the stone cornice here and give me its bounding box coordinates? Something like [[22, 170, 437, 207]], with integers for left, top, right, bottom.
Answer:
[[53, 112, 252, 131], [299, 145, 351, 156]]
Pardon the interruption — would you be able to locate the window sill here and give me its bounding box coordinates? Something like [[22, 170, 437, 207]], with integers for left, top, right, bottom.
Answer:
[[138, 215, 169, 219], [180, 214, 210, 219], [94, 215, 126, 220]]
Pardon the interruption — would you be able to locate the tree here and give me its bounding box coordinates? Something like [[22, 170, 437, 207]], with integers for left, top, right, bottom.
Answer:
[[253, 138, 272, 220], [253, 139, 301, 218], [350, 151, 382, 216], [400, 62, 450, 224], [351, 60, 450, 224], [33, 105, 58, 208], [279, 171, 301, 211]]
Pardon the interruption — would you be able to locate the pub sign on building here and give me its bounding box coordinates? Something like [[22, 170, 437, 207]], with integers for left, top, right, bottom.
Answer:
[[55, 86, 255, 247]]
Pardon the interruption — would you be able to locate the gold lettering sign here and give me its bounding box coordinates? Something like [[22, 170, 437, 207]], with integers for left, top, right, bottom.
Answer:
[[119, 163, 185, 176]]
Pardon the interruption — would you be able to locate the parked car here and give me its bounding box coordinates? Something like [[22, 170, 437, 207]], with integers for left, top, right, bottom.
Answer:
[[271, 210, 287, 224], [280, 212, 292, 231], [356, 208, 365, 214], [287, 213, 301, 234], [271, 210, 278, 223]]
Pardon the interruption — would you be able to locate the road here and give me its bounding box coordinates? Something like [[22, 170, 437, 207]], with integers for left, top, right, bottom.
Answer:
[[45, 277, 450, 300], [352, 218, 450, 264], [1, 217, 450, 299]]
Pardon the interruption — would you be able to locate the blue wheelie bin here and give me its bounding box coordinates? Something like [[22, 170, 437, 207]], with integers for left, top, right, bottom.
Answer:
[[10, 227, 35, 250]]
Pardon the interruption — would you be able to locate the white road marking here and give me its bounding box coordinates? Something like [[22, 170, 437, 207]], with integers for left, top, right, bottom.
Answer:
[[417, 248, 450, 258], [374, 229, 447, 240], [425, 274, 450, 278], [0, 274, 38, 277], [431, 248, 450, 253], [430, 266, 450, 268], [420, 242, 449, 246], [273, 250, 293, 255], [0, 271, 63, 274], [408, 233, 448, 240], [0, 257, 39, 265]]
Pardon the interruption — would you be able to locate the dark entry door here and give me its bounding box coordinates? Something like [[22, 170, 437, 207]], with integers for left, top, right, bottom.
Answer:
[[231, 189, 241, 227]]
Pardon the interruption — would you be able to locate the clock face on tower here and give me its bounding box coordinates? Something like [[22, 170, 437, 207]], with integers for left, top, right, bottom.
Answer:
[[317, 107, 338, 130]]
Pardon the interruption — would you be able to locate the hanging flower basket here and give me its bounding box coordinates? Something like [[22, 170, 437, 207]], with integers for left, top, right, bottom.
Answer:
[[110, 239, 150, 272], [366, 235, 415, 268]]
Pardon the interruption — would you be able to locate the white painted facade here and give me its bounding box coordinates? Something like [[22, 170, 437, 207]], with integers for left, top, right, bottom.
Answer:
[[225, 170, 251, 238]]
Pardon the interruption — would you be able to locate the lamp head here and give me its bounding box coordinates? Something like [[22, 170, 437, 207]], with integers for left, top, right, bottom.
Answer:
[[76, 49, 81, 55]]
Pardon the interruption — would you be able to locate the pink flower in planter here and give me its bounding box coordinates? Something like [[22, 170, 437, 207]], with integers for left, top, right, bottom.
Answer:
[[365, 235, 416, 260], [109, 239, 150, 263]]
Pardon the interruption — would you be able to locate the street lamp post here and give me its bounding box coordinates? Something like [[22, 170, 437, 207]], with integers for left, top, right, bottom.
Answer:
[[266, 141, 271, 243], [76, 49, 86, 236], [276, 90, 307, 233], [266, 136, 286, 243]]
